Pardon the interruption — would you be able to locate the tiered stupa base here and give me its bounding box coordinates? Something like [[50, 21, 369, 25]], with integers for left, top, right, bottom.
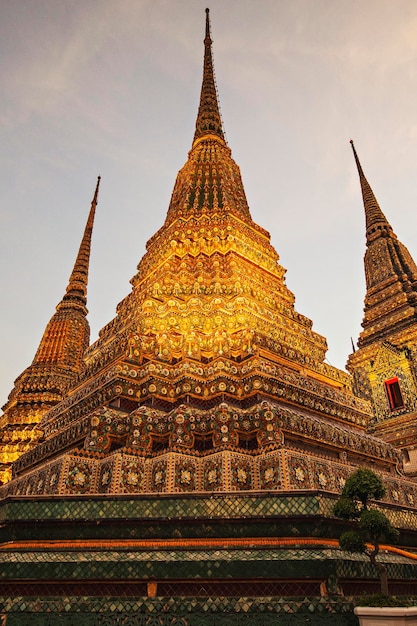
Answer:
[[1, 491, 417, 625]]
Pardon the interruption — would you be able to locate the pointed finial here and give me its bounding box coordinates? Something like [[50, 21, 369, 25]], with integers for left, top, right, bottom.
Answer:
[[205, 8, 211, 42], [350, 140, 365, 178], [93, 175, 101, 205], [193, 9, 225, 145], [350, 140, 392, 242], [61, 176, 100, 309]]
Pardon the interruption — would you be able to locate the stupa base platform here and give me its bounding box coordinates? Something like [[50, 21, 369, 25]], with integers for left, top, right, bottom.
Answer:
[[1, 492, 417, 624]]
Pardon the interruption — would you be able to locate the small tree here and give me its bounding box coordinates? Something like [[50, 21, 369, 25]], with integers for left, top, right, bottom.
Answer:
[[333, 468, 400, 596]]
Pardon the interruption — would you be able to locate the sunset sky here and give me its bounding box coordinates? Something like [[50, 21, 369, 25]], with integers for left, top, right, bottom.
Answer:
[[2, 0, 417, 405]]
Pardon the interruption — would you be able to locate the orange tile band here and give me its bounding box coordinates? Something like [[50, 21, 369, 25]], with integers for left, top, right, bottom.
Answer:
[[0, 536, 416, 560]]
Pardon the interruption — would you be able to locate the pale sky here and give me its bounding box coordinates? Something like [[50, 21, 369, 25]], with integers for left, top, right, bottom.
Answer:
[[2, 0, 417, 407]]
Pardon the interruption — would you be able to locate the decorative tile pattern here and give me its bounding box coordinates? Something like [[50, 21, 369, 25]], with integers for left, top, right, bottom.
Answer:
[[230, 452, 253, 491], [119, 455, 146, 494], [150, 455, 169, 493], [257, 449, 283, 490], [201, 453, 224, 491], [62, 457, 98, 495], [173, 454, 199, 493], [0, 596, 362, 626]]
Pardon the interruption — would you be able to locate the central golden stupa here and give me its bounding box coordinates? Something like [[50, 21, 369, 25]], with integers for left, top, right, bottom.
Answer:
[[1, 9, 380, 495]]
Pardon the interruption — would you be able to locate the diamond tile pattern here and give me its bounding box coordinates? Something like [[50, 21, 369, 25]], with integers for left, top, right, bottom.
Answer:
[[0, 546, 416, 586], [1, 492, 416, 536], [0, 596, 360, 626], [0, 493, 328, 523], [0, 548, 337, 581]]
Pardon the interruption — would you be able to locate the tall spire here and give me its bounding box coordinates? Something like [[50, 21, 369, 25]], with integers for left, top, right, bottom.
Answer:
[[350, 140, 392, 244], [193, 8, 225, 145], [161, 9, 254, 226], [33, 176, 100, 364], [61, 175, 100, 311], [348, 142, 417, 349], [0, 178, 100, 448]]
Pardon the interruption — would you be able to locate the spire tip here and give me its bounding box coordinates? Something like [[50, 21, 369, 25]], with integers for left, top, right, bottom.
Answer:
[[350, 139, 359, 162], [350, 140, 391, 239], [193, 6, 225, 145], [92, 176, 101, 205]]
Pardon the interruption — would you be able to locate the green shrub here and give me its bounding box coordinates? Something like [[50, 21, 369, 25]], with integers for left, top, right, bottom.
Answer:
[[333, 468, 399, 596]]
